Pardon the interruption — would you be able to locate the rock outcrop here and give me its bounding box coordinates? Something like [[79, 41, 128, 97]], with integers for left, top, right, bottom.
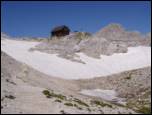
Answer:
[[95, 23, 151, 46]]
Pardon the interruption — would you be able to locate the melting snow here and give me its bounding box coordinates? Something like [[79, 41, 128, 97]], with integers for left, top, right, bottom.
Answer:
[[1, 39, 151, 79], [80, 89, 126, 104]]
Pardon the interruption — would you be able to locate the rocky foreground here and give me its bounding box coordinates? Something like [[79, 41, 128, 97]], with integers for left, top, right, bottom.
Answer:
[[1, 51, 151, 114]]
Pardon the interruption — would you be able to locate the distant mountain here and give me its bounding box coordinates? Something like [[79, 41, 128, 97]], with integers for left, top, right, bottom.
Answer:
[[95, 23, 151, 46]]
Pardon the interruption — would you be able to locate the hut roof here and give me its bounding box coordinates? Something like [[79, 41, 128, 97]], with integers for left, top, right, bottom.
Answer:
[[51, 25, 70, 32]]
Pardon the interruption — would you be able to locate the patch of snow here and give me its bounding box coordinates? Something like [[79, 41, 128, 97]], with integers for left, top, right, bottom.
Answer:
[[1, 39, 151, 80], [80, 89, 126, 104]]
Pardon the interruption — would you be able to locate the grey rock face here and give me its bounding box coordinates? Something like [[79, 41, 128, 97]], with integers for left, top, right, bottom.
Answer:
[[95, 23, 151, 47]]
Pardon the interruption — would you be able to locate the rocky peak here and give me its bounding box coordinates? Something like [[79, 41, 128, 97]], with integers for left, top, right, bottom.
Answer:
[[95, 23, 150, 46], [95, 23, 126, 41], [101, 23, 125, 33]]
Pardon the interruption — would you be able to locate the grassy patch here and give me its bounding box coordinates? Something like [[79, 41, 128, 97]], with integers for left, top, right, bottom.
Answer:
[[73, 98, 89, 107], [43, 90, 50, 96], [126, 101, 151, 114], [55, 99, 62, 103], [64, 102, 74, 107], [91, 100, 112, 108], [42, 90, 66, 100], [54, 94, 66, 100], [135, 106, 151, 114]]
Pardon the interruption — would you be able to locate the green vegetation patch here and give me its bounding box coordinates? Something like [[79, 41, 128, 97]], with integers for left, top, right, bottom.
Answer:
[[64, 102, 74, 107], [136, 106, 151, 114], [73, 98, 89, 107], [126, 100, 151, 114], [55, 99, 62, 103], [43, 90, 50, 96], [42, 90, 66, 100], [91, 100, 112, 108]]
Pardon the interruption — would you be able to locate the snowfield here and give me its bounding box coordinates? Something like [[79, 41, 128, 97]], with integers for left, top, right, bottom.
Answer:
[[80, 89, 126, 104], [1, 39, 151, 79]]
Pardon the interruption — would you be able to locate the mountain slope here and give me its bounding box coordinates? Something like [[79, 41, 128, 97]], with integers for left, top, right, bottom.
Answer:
[[2, 51, 142, 114]]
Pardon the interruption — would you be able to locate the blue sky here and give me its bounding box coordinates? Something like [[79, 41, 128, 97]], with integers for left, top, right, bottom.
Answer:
[[1, 1, 151, 38]]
